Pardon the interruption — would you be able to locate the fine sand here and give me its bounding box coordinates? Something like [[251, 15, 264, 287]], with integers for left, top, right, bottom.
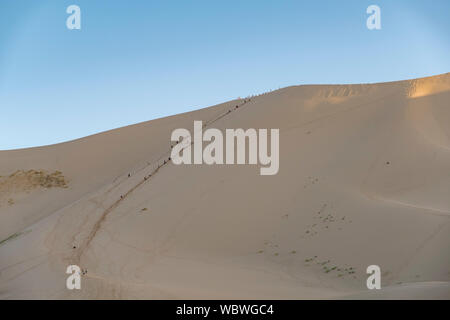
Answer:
[[0, 73, 449, 299]]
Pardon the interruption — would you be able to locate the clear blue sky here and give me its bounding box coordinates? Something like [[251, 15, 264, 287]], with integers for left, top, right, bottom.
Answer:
[[1, 0, 449, 150]]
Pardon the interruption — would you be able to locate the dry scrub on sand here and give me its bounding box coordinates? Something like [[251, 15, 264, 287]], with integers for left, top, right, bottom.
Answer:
[[0, 169, 68, 206]]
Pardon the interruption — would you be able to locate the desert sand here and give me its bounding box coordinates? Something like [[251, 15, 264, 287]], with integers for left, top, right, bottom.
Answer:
[[0, 73, 449, 299]]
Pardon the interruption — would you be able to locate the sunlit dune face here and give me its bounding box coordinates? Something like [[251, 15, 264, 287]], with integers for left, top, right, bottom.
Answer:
[[409, 83, 436, 98], [408, 77, 450, 98]]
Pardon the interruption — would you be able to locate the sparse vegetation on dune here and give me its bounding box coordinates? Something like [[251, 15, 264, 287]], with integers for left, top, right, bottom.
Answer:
[[0, 169, 68, 207], [304, 256, 357, 278], [0, 233, 20, 247], [1, 169, 68, 191], [0, 230, 31, 247]]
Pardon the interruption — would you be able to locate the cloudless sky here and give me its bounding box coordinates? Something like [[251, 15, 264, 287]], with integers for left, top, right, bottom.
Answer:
[[0, 0, 449, 150]]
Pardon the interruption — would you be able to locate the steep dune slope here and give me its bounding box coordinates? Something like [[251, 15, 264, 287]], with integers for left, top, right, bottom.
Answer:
[[0, 100, 239, 241], [0, 74, 449, 299]]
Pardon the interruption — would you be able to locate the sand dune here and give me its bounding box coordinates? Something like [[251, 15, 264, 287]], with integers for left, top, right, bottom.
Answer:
[[0, 73, 449, 299]]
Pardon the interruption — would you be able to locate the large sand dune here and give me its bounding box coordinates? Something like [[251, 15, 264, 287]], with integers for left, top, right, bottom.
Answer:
[[0, 73, 449, 299]]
